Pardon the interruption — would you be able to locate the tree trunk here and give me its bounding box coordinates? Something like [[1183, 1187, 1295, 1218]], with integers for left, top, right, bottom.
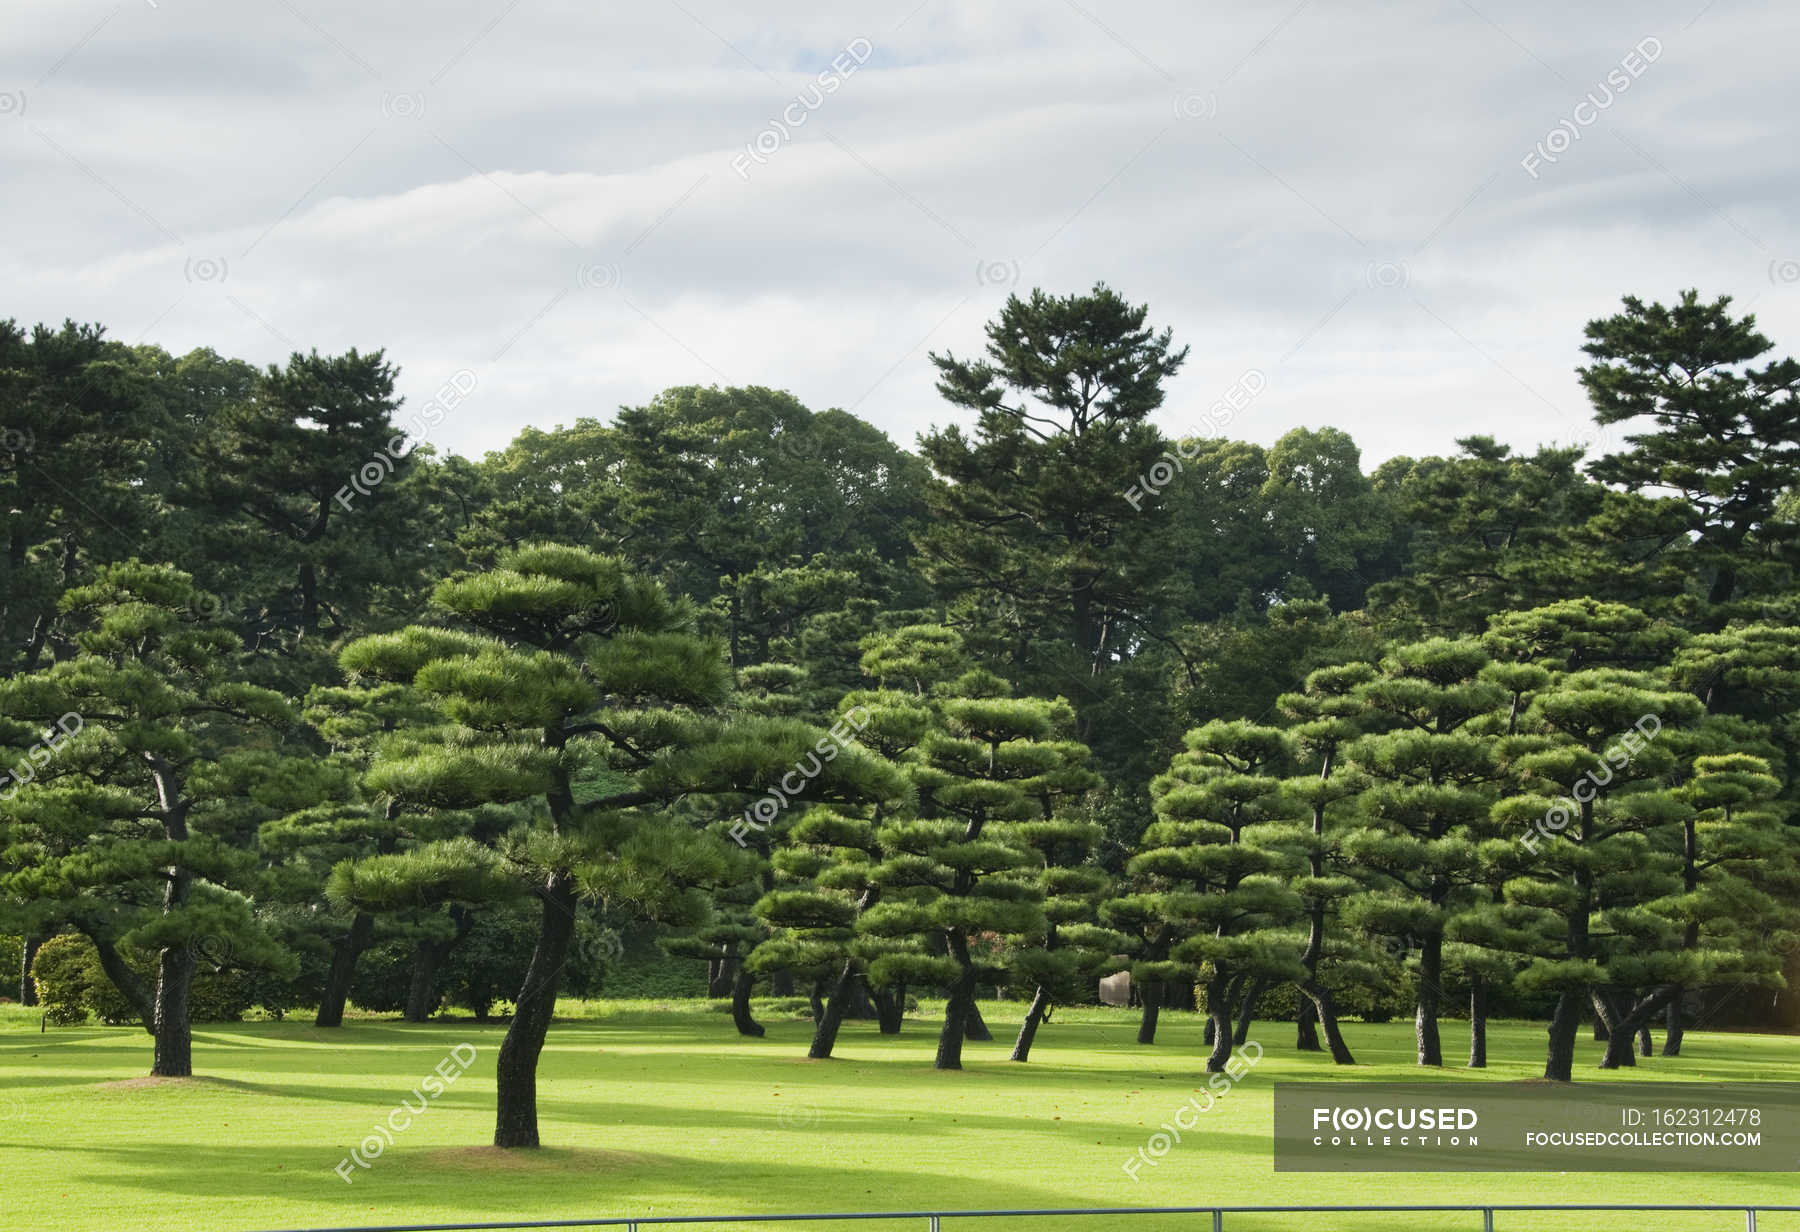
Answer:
[[731, 963, 764, 1038], [1296, 996, 1320, 1051], [1637, 1023, 1652, 1056], [1204, 971, 1233, 1072], [1415, 931, 1443, 1066], [771, 969, 795, 996], [315, 911, 374, 1028], [873, 984, 904, 1034], [151, 944, 195, 1077], [87, 931, 154, 1031], [963, 998, 992, 1041], [1301, 980, 1355, 1065], [807, 977, 826, 1025], [405, 940, 447, 1023], [494, 871, 577, 1148], [1010, 985, 1051, 1062], [1592, 988, 1631, 1066], [1545, 987, 1583, 1082], [19, 934, 39, 1006], [1232, 977, 1268, 1046], [1137, 980, 1162, 1045], [1662, 994, 1685, 1057], [1600, 986, 1679, 1070], [808, 961, 856, 1058], [936, 934, 975, 1070], [1468, 980, 1487, 1069]]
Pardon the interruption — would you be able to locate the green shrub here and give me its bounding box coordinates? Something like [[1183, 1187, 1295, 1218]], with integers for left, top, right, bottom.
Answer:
[[30, 933, 253, 1026], [29, 934, 95, 1025]]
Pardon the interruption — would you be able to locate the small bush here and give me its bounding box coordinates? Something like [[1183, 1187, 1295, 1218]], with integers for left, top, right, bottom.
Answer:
[[29, 934, 95, 1026], [30, 933, 253, 1026]]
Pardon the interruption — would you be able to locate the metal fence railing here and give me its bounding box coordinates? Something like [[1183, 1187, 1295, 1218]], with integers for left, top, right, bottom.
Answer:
[[253, 1204, 1800, 1232]]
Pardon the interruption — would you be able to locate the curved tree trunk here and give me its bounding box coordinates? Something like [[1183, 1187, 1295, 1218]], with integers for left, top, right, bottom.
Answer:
[[731, 963, 764, 1038], [963, 998, 992, 1041], [1545, 988, 1583, 1082], [494, 871, 577, 1148], [1232, 977, 1269, 1046], [707, 957, 733, 998], [1296, 996, 1320, 1051], [1301, 980, 1355, 1064], [315, 910, 374, 1028], [1010, 985, 1051, 1062], [936, 934, 975, 1070], [808, 962, 856, 1058], [1600, 986, 1679, 1070]]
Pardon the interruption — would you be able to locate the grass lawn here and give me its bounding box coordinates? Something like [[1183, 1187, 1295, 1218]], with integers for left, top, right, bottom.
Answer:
[[1, 998, 1796, 1232]]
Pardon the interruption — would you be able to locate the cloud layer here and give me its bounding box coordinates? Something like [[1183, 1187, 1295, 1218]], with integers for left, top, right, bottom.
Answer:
[[5, 0, 1795, 464]]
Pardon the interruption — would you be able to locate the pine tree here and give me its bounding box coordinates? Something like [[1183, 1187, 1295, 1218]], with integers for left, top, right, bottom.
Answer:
[[338, 545, 897, 1146], [848, 650, 1081, 1070], [1127, 720, 1303, 1071], [1342, 638, 1510, 1067], [1580, 290, 1800, 621], [1490, 668, 1704, 1078], [1278, 661, 1377, 1064], [0, 562, 310, 1074]]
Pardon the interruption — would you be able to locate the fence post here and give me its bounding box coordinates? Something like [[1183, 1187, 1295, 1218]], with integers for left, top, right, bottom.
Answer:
[[1746, 1210, 1756, 1232], [928, 1216, 940, 1232], [1212, 1209, 1222, 1232], [1482, 1209, 1493, 1232]]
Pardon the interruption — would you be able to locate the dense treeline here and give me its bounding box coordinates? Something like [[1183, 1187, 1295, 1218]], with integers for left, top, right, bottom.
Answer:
[[2, 286, 1798, 1145]]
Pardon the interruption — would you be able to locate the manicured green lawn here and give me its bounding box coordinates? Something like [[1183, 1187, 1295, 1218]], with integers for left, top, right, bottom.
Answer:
[[1, 999, 1796, 1232]]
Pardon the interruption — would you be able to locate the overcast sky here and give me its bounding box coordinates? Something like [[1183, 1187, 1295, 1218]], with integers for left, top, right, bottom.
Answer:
[[5, 0, 1795, 466]]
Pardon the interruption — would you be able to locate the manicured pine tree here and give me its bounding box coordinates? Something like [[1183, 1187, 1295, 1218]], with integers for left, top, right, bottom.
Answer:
[[1002, 706, 1111, 1062], [1662, 748, 1797, 1055], [1342, 638, 1509, 1067], [0, 562, 310, 1075], [339, 544, 897, 1146], [859, 666, 1064, 1070], [1490, 668, 1704, 1078], [1130, 720, 1303, 1072], [1278, 661, 1376, 1064]]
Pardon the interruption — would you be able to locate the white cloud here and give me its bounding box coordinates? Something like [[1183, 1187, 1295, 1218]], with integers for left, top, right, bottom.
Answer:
[[4, 0, 1797, 467]]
